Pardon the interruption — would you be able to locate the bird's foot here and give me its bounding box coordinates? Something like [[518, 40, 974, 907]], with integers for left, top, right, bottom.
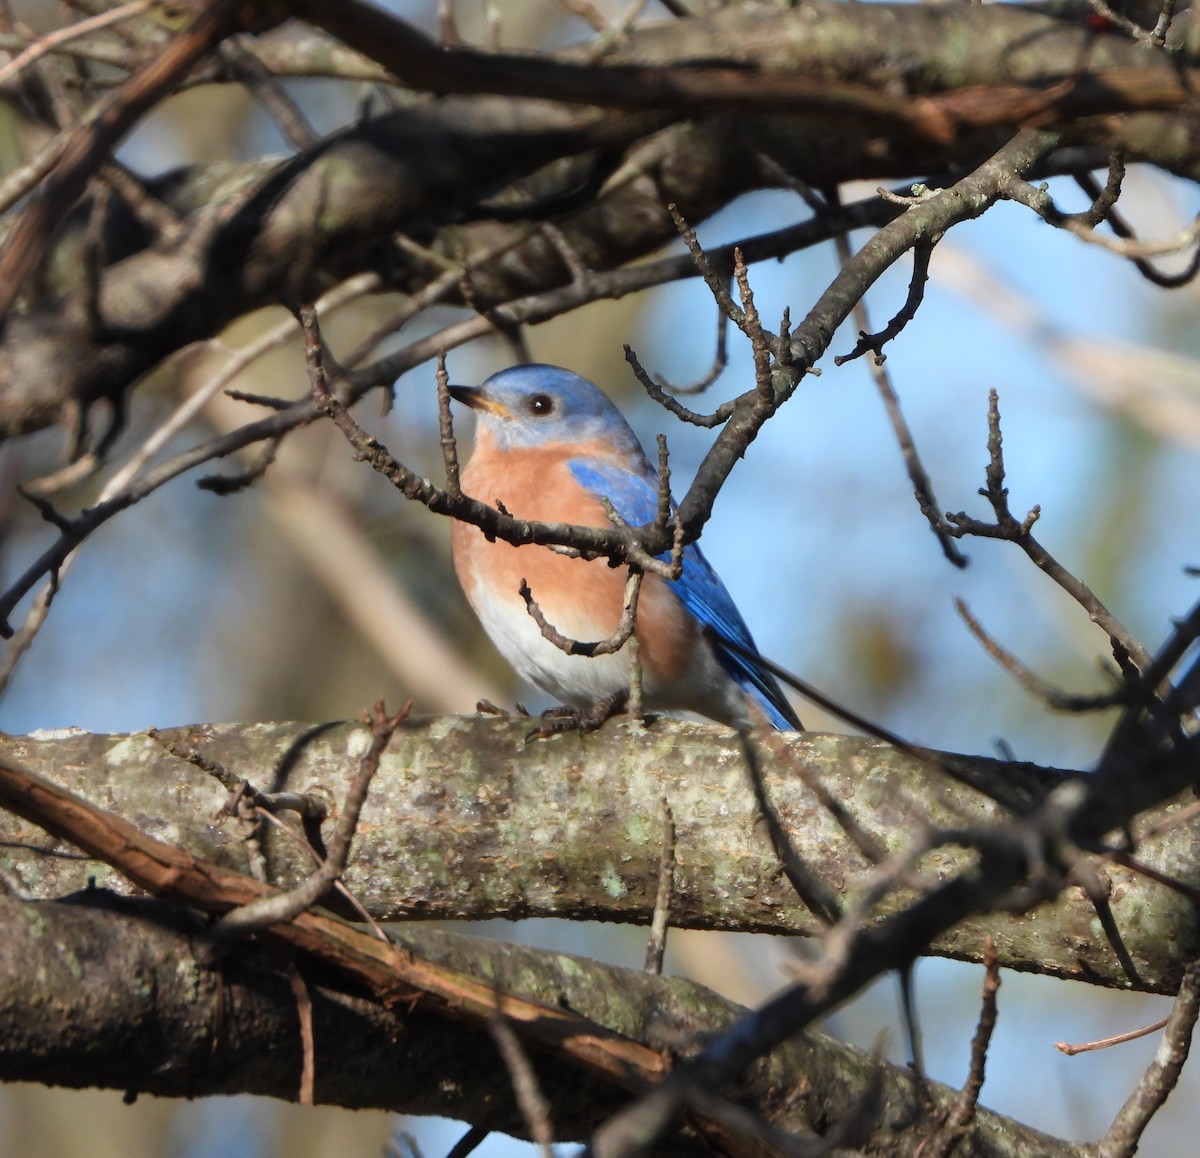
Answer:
[[525, 689, 629, 742]]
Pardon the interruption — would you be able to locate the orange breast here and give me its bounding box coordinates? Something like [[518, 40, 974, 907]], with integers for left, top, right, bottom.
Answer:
[[451, 439, 697, 686]]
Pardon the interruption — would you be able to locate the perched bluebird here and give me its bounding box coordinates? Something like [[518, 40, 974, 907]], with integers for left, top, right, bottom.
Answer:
[[449, 364, 801, 731]]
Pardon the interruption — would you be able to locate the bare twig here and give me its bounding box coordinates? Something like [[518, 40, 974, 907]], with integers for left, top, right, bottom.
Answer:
[[1082, 0, 1161, 42], [1149, 0, 1179, 46], [220, 35, 318, 150], [669, 204, 746, 329], [1056, 1017, 1170, 1056], [923, 936, 1002, 1158], [955, 598, 1128, 712], [943, 390, 1153, 673], [625, 344, 734, 428], [285, 961, 316, 1104], [1072, 153, 1125, 229], [0, 0, 151, 88], [1073, 165, 1200, 288], [490, 1017, 555, 1158], [643, 799, 676, 975], [835, 238, 934, 366], [653, 307, 728, 396], [519, 569, 645, 659], [216, 700, 411, 936], [831, 227, 965, 566], [437, 352, 462, 500], [1096, 961, 1200, 1158], [444, 1126, 490, 1158], [0, 0, 253, 319], [737, 727, 841, 927]]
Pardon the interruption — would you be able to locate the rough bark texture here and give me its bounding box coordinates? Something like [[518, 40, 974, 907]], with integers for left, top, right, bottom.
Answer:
[[3, 2, 1200, 439], [1, 718, 1194, 993], [0, 890, 1083, 1156]]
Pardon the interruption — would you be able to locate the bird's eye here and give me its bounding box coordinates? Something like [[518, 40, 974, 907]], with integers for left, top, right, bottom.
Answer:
[[527, 393, 555, 416]]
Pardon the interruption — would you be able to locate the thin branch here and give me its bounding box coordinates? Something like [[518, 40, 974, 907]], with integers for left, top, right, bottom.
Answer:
[[1149, 0, 1179, 46], [924, 936, 1002, 1158], [437, 351, 461, 500], [1056, 1017, 1170, 1057], [444, 1127, 490, 1158], [285, 962, 316, 1104], [955, 598, 1128, 712], [643, 799, 676, 975], [490, 1018, 555, 1158], [215, 699, 411, 936], [834, 238, 934, 366], [0, 272, 375, 669], [0, 0, 151, 88], [1071, 153, 1125, 229], [519, 569, 645, 659], [625, 344, 734, 429], [0, 182, 907, 640], [1082, 0, 1154, 40], [1096, 961, 1200, 1158], [1006, 176, 1200, 263], [219, 35, 318, 150], [943, 390, 1154, 673], [653, 307, 728, 396], [736, 728, 841, 927], [0, 0, 252, 320], [831, 227, 965, 566]]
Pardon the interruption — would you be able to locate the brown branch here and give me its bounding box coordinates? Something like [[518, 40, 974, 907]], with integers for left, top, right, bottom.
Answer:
[[0, 749, 672, 1094], [0, 1, 152, 88], [835, 237, 934, 366], [624, 343, 735, 429], [0, 0, 257, 320], [831, 225, 965, 567], [287, 0, 1200, 141], [673, 127, 1061, 547], [490, 1018, 555, 1158], [943, 389, 1154, 673], [0, 888, 1082, 1153], [924, 936, 1003, 1158], [519, 570, 644, 659], [588, 665, 1200, 1157], [285, 961, 316, 1105], [220, 34, 318, 150], [736, 727, 842, 927], [2, 718, 1196, 992], [1056, 1017, 1170, 1056]]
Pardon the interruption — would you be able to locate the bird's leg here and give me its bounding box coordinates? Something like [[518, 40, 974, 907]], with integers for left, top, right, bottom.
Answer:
[[526, 688, 630, 741]]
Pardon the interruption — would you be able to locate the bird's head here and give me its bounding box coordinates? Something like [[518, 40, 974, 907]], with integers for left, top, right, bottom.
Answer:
[[449, 364, 643, 455]]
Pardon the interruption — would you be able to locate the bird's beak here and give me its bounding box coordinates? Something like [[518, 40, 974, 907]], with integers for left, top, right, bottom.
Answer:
[[448, 385, 509, 417]]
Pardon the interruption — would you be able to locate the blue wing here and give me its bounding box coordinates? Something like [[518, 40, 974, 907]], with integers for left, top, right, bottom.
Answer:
[[569, 458, 800, 730]]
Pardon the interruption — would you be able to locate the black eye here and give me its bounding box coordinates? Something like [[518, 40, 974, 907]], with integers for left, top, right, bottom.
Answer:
[[527, 393, 555, 416]]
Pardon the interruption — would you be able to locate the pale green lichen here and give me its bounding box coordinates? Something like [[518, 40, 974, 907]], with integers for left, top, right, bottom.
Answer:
[[600, 864, 627, 899]]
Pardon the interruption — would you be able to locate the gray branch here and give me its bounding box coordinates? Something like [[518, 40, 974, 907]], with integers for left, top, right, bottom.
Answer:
[[1, 718, 1194, 993]]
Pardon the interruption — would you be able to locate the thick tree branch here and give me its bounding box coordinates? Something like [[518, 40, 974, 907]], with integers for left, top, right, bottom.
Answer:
[[0, 891, 1081, 1156], [2, 2, 1200, 445], [0, 719, 1196, 992]]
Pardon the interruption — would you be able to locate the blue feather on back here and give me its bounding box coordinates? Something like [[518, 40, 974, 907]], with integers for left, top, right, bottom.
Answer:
[[568, 458, 799, 729]]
